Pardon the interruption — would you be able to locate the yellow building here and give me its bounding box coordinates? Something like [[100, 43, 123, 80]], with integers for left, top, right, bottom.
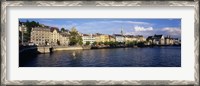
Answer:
[[51, 28, 60, 45], [109, 35, 116, 42], [136, 35, 146, 42], [100, 34, 109, 42], [94, 33, 109, 43], [124, 35, 134, 42]]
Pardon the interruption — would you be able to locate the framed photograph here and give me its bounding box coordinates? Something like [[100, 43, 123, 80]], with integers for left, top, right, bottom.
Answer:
[[1, 0, 199, 85]]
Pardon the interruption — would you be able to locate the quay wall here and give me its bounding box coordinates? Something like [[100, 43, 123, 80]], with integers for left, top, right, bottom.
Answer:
[[37, 47, 51, 53], [53, 46, 83, 51]]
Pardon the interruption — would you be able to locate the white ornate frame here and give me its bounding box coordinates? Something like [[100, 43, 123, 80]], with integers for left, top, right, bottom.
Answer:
[[1, 1, 199, 86]]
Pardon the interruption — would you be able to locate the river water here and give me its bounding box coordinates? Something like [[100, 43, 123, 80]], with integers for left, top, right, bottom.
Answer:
[[19, 46, 181, 67]]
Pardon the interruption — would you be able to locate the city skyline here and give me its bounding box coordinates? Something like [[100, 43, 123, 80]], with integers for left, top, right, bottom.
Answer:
[[19, 18, 181, 38]]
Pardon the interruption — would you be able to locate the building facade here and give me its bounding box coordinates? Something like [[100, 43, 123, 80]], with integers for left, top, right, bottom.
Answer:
[[124, 35, 139, 42], [114, 34, 125, 42], [82, 34, 95, 45], [59, 32, 70, 46], [165, 35, 174, 45], [153, 35, 165, 45], [31, 27, 69, 46], [147, 35, 180, 45], [31, 27, 51, 46], [94, 33, 109, 43], [135, 35, 146, 42], [109, 35, 116, 42]]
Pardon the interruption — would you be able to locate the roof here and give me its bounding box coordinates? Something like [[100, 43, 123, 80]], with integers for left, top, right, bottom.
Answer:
[[113, 34, 123, 36], [95, 33, 103, 36], [32, 27, 50, 31], [154, 34, 163, 38], [60, 32, 70, 37], [82, 34, 90, 36], [172, 38, 179, 40], [109, 35, 115, 38], [124, 35, 135, 38], [146, 36, 153, 40], [50, 27, 60, 32]]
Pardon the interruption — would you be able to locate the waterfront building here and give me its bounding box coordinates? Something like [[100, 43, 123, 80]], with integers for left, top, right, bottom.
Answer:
[[124, 35, 135, 42], [146, 34, 181, 45], [94, 33, 102, 43], [153, 34, 165, 45], [19, 24, 27, 32], [112, 28, 128, 43], [82, 34, 95, 45], [100, 34, 109, 42], [31, 27, 70, 46], [59, 32, 70, 46], [19, 24, 28, 45], [146, 36, 153, 44], [109, 35, 116, 42], [94, 33, 109, 43], [165, 35, 174, 45], [51, 27, 60, 46], [146, 34, 165, 45], [135, 35, 146, 42], [114, 34, 125, 42], [173, 38, 180, 45], [31, 27, 51, 46]]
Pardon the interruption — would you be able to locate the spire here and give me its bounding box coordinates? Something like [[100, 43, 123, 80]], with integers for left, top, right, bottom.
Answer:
[[121, 27, 124, 35]]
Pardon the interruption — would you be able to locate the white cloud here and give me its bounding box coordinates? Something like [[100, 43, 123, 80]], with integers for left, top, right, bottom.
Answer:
[[162, 27, 181, 32], [126, 27, 181, 39], [112, 20, 151, 25], [134, 26, 153, 31], [161, 27, 181, 35]]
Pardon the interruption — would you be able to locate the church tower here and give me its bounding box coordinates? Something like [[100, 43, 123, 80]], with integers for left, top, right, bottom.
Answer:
[[121, 27, 124, 35]]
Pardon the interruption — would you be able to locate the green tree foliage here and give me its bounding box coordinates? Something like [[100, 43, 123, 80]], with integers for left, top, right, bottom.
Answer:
[[61, 28, 65, 32], [126, 41, 137, 47], [99, 42, 103, 45], [69, 27, 83, 46], [137, 41, 145, 47], [104, 41, 109, 45], [21, 20, 41, 42], [92, 42, 97, 45], [86, 41, 90, 45]]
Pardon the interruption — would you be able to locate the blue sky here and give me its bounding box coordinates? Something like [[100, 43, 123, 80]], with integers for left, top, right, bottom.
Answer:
[[19, 18, 181, 38]]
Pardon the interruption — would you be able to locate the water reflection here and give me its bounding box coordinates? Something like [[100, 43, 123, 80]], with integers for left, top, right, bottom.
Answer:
[[20, 46, 181, 67]]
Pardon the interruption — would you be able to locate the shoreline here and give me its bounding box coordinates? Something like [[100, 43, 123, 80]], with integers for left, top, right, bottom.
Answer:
[[91, 45, 181, 49], [19, 45, 181, 54]]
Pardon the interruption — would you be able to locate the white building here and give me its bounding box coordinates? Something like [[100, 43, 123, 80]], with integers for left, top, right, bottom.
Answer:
[[147, 34, 166, 45], [114, 34, 125, 42], [82, 34, 95, 45]]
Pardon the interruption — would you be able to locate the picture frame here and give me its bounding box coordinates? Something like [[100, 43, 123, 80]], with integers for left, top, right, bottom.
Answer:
[[1, 0, 199, 85]]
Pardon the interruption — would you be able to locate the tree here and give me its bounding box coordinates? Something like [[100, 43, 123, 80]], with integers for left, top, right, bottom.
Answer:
[[78, 41, 83, 45], [22, 20, 41, 42], [99, 42, 103, 45], [61, 28, 65, 32], [104, 41, 109, 45], [137, 41, 145, 47], [69, 27, 83, 46], [86, 41, 90, 45], [92, 42, 97, 45]]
